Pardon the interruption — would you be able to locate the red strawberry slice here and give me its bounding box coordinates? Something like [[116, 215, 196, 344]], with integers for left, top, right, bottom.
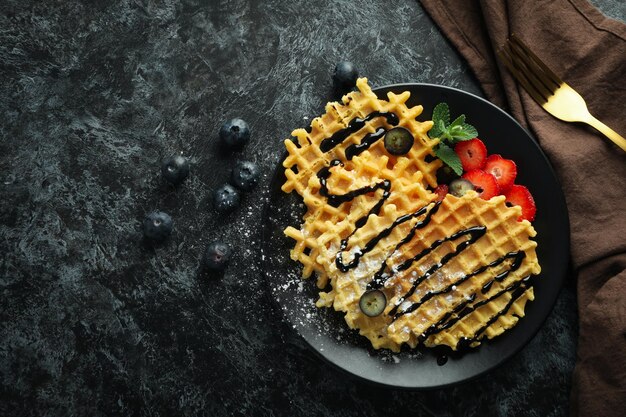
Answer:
[[454, 138, 487, 171], [505, 184, 536, 222], [462, 169, 500, 200], [484, 154, 517, 193], [434, 184, 448, 201]]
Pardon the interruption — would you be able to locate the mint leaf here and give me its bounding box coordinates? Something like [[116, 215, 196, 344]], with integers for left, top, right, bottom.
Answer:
[[429, 104, 478, 142], [452, 123, 478, 141], [429, 119, 446, 138], [428, 102, 479, 173], [432, 103, 450, 125], [429, 103, 450, 138], [449, 114, 466, 128], [434, 143, 463, 175], [447, 122, 478, 142]]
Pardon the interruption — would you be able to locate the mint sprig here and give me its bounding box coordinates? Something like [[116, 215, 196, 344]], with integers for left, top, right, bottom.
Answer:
[[428, 103, 478, 175], [434, 143, 463, 175]]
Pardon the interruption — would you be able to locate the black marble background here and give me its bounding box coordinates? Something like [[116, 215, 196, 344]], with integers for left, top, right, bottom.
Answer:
[[0, 1, 623, 416]]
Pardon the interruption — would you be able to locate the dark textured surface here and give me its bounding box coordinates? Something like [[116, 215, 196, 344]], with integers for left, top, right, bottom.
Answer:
[[0, 1, 621, 416]]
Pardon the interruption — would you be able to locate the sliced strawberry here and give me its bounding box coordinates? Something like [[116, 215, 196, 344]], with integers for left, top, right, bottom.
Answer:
[[462, 169, 500, 200], [484, 154, 517, 193], [505, 184, 536, 222], [454, 138, 487, 171], [434, 184, 448, 201]]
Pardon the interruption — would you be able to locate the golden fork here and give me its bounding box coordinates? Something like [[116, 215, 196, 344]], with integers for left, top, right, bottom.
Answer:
[[498, 33, 626, 152]]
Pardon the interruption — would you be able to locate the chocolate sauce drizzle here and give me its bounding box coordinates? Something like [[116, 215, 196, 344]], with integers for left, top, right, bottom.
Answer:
[[336, 201, 441, 274], [319, 111, 399, 153], [367, 202, 442, 287], [344, 127, 387, 160], [390, 250, 525, 320], [454, 276, 532, 350], [387, 226, 487, 318], [318, 159, 391, 211], [313, 109, 535, 347]]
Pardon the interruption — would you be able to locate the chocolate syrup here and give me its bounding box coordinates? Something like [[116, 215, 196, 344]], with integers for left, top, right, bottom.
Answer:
[[344, 127, 387, 160], [419, 276, 532, 344], [453, 278, 531, 350], [319, 111, 399, 153], [313, 109, 536, 348], [367, 202, 442, 289], [393, 251, 526, 319], [337, 201, 441, 274], [388, 226, 487, 318], [317, 159, 390, 210]]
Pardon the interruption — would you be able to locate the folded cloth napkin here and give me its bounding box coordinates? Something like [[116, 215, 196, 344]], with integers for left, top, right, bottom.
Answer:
[[419, 0, 626, 415]]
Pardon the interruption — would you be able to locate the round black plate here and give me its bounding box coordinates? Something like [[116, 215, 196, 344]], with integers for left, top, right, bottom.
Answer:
[[260, 83, 570, 388]]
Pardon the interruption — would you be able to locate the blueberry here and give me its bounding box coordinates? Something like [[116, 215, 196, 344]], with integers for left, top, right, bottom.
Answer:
[[359, 289, 387, 317], [384, 127, 414, 155], [143, 211, 173, 241], [333, 61, 358, 92], [449, 178, 475, 197], [436, 165, 460, 185], [219, 118, 250, 149], [204, 241, 232, 271], [161, 155, 190, 185], [213, 184, 240, 213], [231, 160, 260, 191]]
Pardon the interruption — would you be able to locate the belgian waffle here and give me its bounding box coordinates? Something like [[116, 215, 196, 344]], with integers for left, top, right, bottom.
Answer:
[[281, 78, 541, 352], [283, 78, 441, 288]]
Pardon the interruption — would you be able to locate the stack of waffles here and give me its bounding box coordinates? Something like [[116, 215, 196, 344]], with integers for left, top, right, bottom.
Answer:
[[281, 78, 540, 352]]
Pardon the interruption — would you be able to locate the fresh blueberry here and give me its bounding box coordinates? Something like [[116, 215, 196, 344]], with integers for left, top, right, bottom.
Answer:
[[333, 61, 358, 92], [231, 160, 260, 191], [449, 178, 475, 197], [359, 289, 387, 317], [213, 184, 240, 213], [143, 211, 173, 241], [204, 241, 232, 271], [219, 118, 250, 149], [384, 127, 414, 155], [161, 155, 190, 185], [436, 165, 460, 185]]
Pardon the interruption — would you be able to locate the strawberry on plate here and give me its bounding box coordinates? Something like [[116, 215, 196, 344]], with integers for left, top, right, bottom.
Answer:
[[462, 169, 500, 200], [505, 184, 536, 222], [484, 154, 517, 193], [454, 138, 487, 171]]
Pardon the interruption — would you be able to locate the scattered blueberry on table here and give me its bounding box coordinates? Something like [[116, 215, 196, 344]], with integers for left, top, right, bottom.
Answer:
[[219, 118, 251, 149], [161, 155, 190, 185], [204, 241, 232, 271], [213, 184, 241, 213], [230, 160, 260, 191], [142, 211, 173, 241], [333, 61, 358, 93]]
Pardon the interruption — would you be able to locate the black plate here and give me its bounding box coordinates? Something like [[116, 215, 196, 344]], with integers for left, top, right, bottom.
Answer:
[[260, 83, 570, 388]]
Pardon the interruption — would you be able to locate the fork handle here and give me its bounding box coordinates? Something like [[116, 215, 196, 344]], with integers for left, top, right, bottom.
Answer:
[[586, 115, 626, 152]]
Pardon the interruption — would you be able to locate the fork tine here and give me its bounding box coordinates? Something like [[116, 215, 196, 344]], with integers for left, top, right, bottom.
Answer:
[[500, 35, 626, 153], [506, 41, 556, 101], [510, 34, 563, 88], [497, 44, 549, 105]]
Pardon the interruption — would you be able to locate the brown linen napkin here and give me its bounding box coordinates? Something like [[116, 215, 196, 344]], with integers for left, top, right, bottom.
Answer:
[[418, 0, 626, 415]]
